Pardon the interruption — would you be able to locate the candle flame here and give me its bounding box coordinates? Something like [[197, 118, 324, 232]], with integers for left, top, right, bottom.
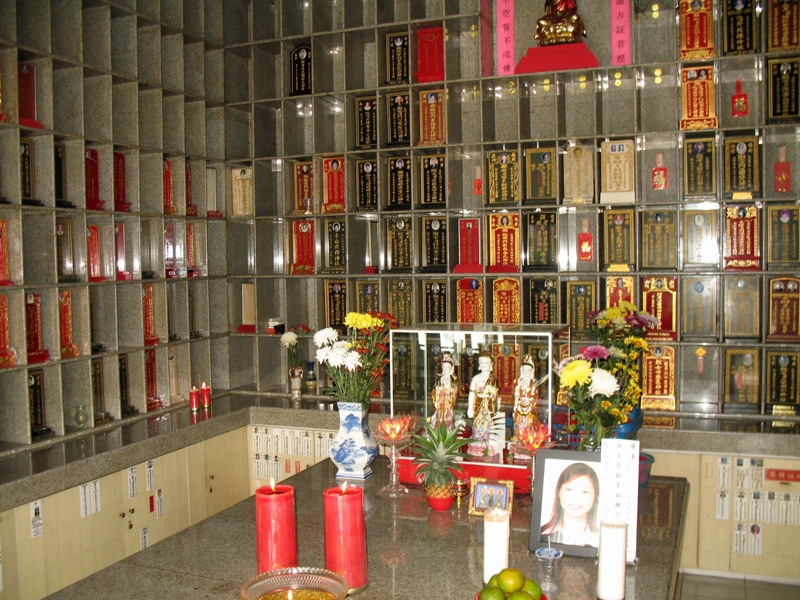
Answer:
[[340, 481, 348, 493], [269, 477, 276, 491]]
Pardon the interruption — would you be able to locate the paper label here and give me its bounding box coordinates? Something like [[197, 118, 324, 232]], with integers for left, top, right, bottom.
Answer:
[[30, 500, 43, 538], [156, 489, 164, 519], [140, 527, 149, 550], [146, 460, 155, 491], [128, 466, 138, 499]]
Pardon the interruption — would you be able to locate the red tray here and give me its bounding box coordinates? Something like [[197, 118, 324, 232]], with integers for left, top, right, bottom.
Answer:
[[397, 456, 532, 495]]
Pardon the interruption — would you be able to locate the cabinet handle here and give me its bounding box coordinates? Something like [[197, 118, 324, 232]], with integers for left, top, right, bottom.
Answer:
[[119, 512, 126, 518], [128, 521, 133, 529], [209, 487, 213, 494], [209, 474, 215, 480], [129, 508, 135, 514]]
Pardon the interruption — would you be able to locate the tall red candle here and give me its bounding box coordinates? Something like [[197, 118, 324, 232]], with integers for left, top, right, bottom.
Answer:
[[255, 482, 298, 573], [323, 483, 368, 592], [189, 386, 200, 411], [200, 382, 211, 408]]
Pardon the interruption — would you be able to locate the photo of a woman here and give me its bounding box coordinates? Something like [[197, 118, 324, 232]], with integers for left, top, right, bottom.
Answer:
[[540, 462, 600, 547]]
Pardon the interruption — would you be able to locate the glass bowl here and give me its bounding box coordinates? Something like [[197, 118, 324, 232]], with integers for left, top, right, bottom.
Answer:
[[241, 567, 348, 600]]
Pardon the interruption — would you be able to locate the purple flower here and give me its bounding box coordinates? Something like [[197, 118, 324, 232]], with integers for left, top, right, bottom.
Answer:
[[582, 345, 610, 360]]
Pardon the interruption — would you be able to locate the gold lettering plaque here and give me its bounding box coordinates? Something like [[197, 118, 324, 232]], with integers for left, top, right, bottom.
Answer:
[[683, 209, 719, 269], [530, 279, 559, 325], [423, 279, 448, 323], [724, 136, 761, 198], [322, 219, 346, 274], [355, 96, 377, 149], [562, 144, 594, 203], [232, 167, 254, 216], [386, 156, 411, 209], [642, 276, 678, 341], [767, 276, 800, 342], [391, 335, 415, 399], [388, 279, 413, 327], [456, 278, 483, 324], [606, 276, 635, 308], [421, 216, 447, 272], [291, 46, 312, 96], [386, 217, 413, 271], [325, 279, 347, 333], [492, 277, 521, 324], [600, 140, 636, 204], [387, 92, 410, 144], [723, 0, 758, 55], [290, 219, 315, 275], [681, 276, 718, 338], [418, 89, 445, 146], [768, 0, 800, 51], [525, 147, 557, 202], [322, 157, 345, 214], [641, 210, 677, 269], [525, 210, 557, 270], [564, 280, 596, 340], [680, 0, 715, 59], [680, 67, 718, 130], [724, 205, 761, 270], [492, 342, 520, 402], [419, 155, 446, 207], [683, 137, 717, 196], [767, 205, 800, 268], [487, 150, 520, 205], [766, 351, 799, 405], [293, 161, 313, 214], [723, 276, 760, 338], [356, 159, 378, 211], [356, 280, 380, 314], [488, 213, 521, 272], [385, 32, 410, 85], [641, 345, 676, 411], [767, 57, 800, 123], [602, 208, 635, 272], [724, 348, 760, 407]]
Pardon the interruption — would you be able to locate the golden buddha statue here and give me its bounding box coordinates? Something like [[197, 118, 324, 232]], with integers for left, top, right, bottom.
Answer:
[[535, 0, 586, 46]]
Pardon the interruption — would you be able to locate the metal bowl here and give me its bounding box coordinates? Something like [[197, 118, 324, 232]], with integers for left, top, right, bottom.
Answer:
[[241, 567, 349, 600]]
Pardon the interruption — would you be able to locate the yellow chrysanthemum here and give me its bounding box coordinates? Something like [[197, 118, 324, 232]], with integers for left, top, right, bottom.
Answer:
[[601, 400, 612, 410], [344, 312, 374, 330], [560, 359, 592, 389]]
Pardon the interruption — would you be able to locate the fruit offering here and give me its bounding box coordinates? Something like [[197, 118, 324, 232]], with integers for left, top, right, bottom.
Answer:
[[477, 567, 544, 600]]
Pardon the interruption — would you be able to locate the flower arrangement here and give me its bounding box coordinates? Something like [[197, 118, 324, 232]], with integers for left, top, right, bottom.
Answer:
[[555, 302, 657, 450], [280, 323, 311, 369], [313, 311, 397, 409]]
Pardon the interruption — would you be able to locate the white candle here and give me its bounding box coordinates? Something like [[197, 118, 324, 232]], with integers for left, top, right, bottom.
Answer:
[[483, 505, 509, 583], [597, 521, 627, 600]]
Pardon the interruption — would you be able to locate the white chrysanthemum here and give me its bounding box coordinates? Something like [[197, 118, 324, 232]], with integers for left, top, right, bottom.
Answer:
[[313, 327, 338, 348], [280, 331, 298, 348], [609, 346, 625, 357], [589, 368, 620, 398], [326, 345, 348, 367], [343, 351, 362, 372]]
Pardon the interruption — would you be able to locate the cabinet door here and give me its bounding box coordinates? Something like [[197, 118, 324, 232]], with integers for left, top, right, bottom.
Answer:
[[203, 428, 249, 516]]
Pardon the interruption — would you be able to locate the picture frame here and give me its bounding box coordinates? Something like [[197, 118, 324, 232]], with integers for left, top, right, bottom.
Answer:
[[529, 449, 603, 557], [468, 477, 515, 517]]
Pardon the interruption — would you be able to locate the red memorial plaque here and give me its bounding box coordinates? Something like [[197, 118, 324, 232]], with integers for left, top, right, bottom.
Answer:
[[85, 148, 105, 210], [0, 294, 16, 368], [290, 219, 315, 275], [488, 213, 520, 273], [322, 157, 345, 214], [491, 342, 520, 404], [185, 160, 197, 216], [164, 221, 177, 278], [25, 293, 50, 363], [294, 161, 314, 214], [679, 0, 715, 59], [87, 224, 104, 281], [456, 278, 484, 324], [0, 219, 13, 286], [143, 284, 159, 346], [767, 277, 800, 342], [641, 345, 677, 411], [454, 218, 483, 273], [724, 205, 761, 270], [163, 158, 175, 215], [492, 277, 521, 324], [17, 63, 43, 129], [680, 66, 719, 130], [186, 222, 198, 277], [58, 290, 80, 359], [774, 147, 792, 193], [606, 276, 635, 308], [642, 276, 678, 341], [415, 26, 444, 83], [113, 152, 131, 212], [0, 57, 7, 123], [145, 348, 160, 409]]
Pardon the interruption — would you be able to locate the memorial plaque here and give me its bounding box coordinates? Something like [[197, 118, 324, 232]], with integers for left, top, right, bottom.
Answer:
[[680, 0, 715, 59], [421, 216, 447, 272], [599, 140, 636, 204], [17, 63, 43, 129], [58, 290, 79, 359], [419, 155, 446, 207], [723, 276, 760, 338], [54, 143, 67, 204], [238, 282, 255, 333], [492, 342, 521, 402], [293, 161, 313, 214], [493, 277, 521, 324], [724, 348, 760, 408], [186, 221, 198, 277], [185, 160, 196, 216], [385, 32, 410, 85], [386, 217, 412, 271], [0, 293, 14, 368], [562, 144, 594, 203], [488, 213, 520, 273], [418, 89, 445, 146], [642, 276, 678, 341], [387, 92, 410, 144], [767, 351, 799, 405], [386, 156, 411, 209], [767, 276, 800, 342], [602, 208, 636, 271], [56, 217, 78, 282], [87, 224, 104, 282], [606, 276, 635, 308], [767, 57, 800, 123], [525, 147, 557, 202], [724, 136, 761, 198], [114, 152, 131, 212], [681, 276, 718, 338], [0, 219, 10, 285], [290, 46, 312, 96], [322, 219, 346, 274], [767, 205, 800, 269], [355, 96, 377, 149], [356, 280, 380, 314], [487, 150, 520, 205], [724, 205, 761, 270], [355, 160, 378, 210], [92, 357, 111, 424], [530, 278, 559, 325], [723, 0, 758, 55], [20, 138, 41, 205], [391, 336, 415, 399], [322, 157, 345, 214], [641, 345, 677, 411], [680, 67, 719, 130], [683, 137, 716, 196], [641, 210, 677, 269], [423, 279, 447, 323], [145, 348, 159, 409], [456, 278, 483, 324], [454, 218, 483, 273], [26, 293, 50, 363], [164, 221, 177, 278], [768, 0, 800, 51], [458, 346, 479, 397], [525, 210, 557, 271], [388, 279, 413, 327], [29, 369, 52, 439], [232, 167, 254, 216], [163, 158, 175, 215], [143, 284, 159, 345], [84, 148, 104, 210], [774, 146, 792, 193], [683, 209, 719, 269], [290, 219, 315, 275], [564, 280, 596, 340], [325, 279, 347, 333], [416, 26, 444, 83]]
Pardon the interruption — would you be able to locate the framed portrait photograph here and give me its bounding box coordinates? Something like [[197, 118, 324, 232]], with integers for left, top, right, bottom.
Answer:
[[468, 478, 515, 517], [529, 449, 603, 557]]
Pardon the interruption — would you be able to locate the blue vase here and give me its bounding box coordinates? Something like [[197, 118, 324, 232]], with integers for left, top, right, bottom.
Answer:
[[330, 402, 379, 480], [613, 408, 643, 440]]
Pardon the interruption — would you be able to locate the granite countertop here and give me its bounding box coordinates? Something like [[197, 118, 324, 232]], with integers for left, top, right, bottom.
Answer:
[[46, 457, 689, 600]]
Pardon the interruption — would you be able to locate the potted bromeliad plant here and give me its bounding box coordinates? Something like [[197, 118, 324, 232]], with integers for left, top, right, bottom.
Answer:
[[411, 421, 475, 511], [314, 311, 397, 480]]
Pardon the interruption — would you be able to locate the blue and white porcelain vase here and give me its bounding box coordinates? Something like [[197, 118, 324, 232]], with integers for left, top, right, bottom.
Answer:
[[330, 401, 379, 480]]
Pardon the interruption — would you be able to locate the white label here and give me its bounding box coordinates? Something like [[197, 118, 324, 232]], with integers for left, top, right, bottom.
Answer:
[[733, 523, 746, 554], [140, 527, 149, 550], [30, 500, 43, 538], [315, 432, 327, 462], [750, 491, 762, 522], [750, 459, 764, 489], [734, 490, 748, 521], [128, 466, 138, 499], [600, 439, 640, 564], [748, 523, 762, 555], [735, 458, 750, 489], [716, 489, 730, 520], [717, 457, 731, 487], [302, 431, 313, 457], [780, 493, 794, 526], [79, 483, 91, 519], [765, 491, 778, 524], [156, 489, 164, 519], [252, 427, 262, 453], [91, 479, 101, 514], [146, 460, 155, 491]]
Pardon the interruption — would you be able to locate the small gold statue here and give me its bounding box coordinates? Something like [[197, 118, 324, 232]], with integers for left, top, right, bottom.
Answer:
[[535, 0, 586, 46]]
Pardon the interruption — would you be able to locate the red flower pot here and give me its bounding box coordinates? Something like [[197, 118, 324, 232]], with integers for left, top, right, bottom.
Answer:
[[426, 494, 455, 511]]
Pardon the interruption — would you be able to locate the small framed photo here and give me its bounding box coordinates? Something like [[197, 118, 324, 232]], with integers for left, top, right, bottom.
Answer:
[[468, 478, 515, 517], [529, 449, 603, 558]]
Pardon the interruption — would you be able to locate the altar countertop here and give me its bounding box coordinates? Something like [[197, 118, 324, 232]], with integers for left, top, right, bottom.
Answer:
[[46, 457, 688, 600]]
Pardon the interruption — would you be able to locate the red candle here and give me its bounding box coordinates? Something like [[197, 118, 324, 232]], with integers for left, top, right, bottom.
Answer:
[[190, 411, 200, 425], [189, 386, 200, 411], [200, 382, 211, 408], [255, 480, 298, 573], [323, 483, 368, 592]]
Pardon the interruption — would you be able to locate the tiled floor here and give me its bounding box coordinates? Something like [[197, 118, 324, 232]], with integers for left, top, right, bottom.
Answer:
[[677, 573, 800, 600]]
